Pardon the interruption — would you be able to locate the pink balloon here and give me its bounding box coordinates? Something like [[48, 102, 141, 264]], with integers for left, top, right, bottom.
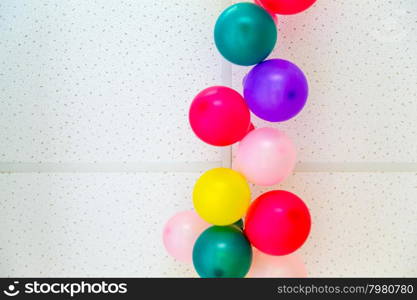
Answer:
[[163, 211, 209, 263], [234, 127, 296, 186], [248, 248, 307, 277]]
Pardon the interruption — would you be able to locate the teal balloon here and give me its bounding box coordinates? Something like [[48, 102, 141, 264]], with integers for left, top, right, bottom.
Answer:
[[193, 226, 252, 278], [214, 3, 277, 66]]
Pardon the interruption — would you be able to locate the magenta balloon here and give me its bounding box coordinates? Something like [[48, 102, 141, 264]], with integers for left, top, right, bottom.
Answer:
[[243, 59, 308, 122]]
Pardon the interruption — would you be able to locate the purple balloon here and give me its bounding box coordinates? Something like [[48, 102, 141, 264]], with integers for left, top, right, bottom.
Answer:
[[243, 59, 308, 122]]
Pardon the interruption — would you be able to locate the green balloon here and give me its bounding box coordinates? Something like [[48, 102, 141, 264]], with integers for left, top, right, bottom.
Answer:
[[193, 226, 252, 278], [214, 3, 277, 66]]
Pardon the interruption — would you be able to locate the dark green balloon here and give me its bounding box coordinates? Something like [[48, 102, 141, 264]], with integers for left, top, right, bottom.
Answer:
[[214, 3, 277, 66], [192, 226, 252, 278]]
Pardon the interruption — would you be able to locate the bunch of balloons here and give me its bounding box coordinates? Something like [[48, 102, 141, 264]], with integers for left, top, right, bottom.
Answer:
[[163, 0, 317, 278]]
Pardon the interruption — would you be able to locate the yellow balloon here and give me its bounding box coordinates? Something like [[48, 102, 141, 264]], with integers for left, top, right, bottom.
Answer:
[[193, 168, 251, 226]]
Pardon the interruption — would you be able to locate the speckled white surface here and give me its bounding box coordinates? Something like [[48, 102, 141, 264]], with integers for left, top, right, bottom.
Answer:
[[0, 0, 416, 278], [0, 0, 225, 162], [0, 173, 198, 277]]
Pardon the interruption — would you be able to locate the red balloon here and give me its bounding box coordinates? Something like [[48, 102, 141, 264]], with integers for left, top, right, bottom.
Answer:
[[257, 0, 317, 15], [189, 86, 250, 146], [245, 190, 311, 255]]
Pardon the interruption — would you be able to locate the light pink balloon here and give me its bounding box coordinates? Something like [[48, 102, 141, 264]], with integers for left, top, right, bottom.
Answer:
[[163, 210, 209, 263], [234, 127, 296, 186], [248, 248, 307, 278]]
